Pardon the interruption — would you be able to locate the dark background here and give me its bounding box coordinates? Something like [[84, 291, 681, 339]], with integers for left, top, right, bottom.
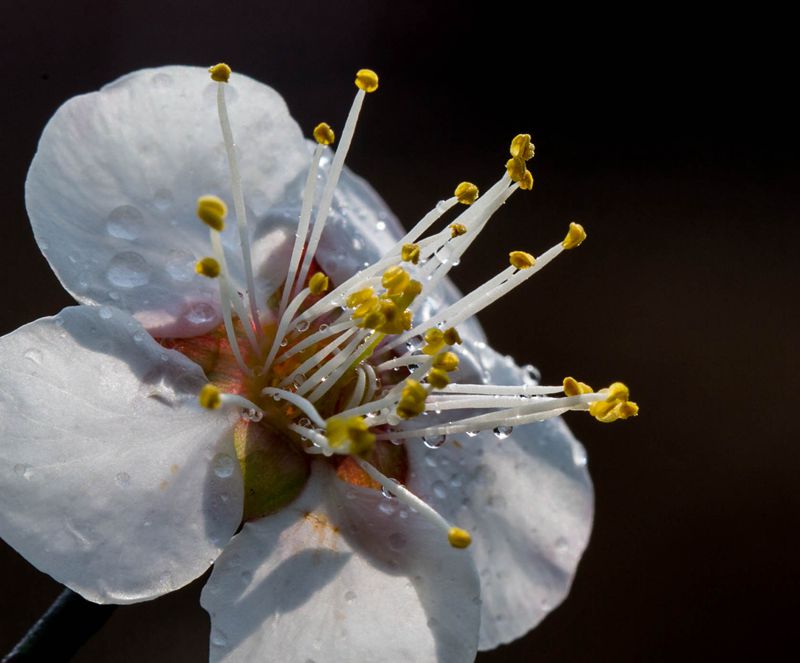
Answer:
[[1, 2, 798, 661]]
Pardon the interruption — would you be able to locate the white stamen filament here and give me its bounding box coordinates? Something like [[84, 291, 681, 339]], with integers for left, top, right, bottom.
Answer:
[[279, 326, 358, 388], [219, 393, 263, 413], [262, 286, 315, 372], [303, 330, 371, 400], [354, 458, 454, 536], [278, 142, 325, 321], [215, 82, 264, 342], [276, 316, 353, 360], [345, 367, 367, 410], [438, 383, 564, 396], [261, 387, 326, 428], [294, 88, 367, 298]]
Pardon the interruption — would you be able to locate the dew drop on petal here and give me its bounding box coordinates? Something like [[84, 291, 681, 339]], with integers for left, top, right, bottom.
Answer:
[[432, 480, 447, 499], [115, 472, 131, 487], [107, 252, 150, 288], [166, 250, 195, 282], [106, 205, 144, 240], [465, 430, 479, 438], [184, 302, 216, 325], [436, 200, 449, 213], [212, 453, 235, 478], [378, 500, 396, 515], [13, 464, 33, 480], [241, 408, 263, 423], [23, 349, 42, 365], [344, 590, 356, 603], [296, 320, 310, 333], [151, 72, 173, 88], [422, 434, 447, 449], [153, 188, 173, 210], [241, 570, 253, 585], [555, 536, 569, 554], [210, 628, 228, 648], [98, 306, 113, 320], [493, 425, 513, 439]]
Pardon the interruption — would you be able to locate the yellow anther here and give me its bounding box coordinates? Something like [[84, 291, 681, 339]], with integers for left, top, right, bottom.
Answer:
[[562, 222, 587, 250], [401, 243, 420, 265], [355, 68, 379, 93], [605, 382, 629, 404], [588, 400, 617, 422], [197, 195, 227, 232], [208, 63, 231, 83], [347, 287, 375, 309], [454, 181, 479, 205], [519, 169, 534, 191], [397, 379, 428, 420], [422, 328, 445, 356], [313, 122, 336, 146], [433, 351, 459, 372], [563, 376, 593, 397], [326, 416, 375, 457], [510, 133, 535, 161], [309, 272, 330, 295], [443, 327, 462, 346], [427, 368, 450, 389], [398, 280, 422, 307], [618, 401, 640, 419], [195, 257, 221, 279], [450, 223, 467, 238], [506, 156, 527, 182], [509, 250, 536, 270], [360, 309, 386, 330], [382, 265, 411, 296], [448, 527, 472, 549], [353, 296, 380, 320], [198, 384, 222, 410]]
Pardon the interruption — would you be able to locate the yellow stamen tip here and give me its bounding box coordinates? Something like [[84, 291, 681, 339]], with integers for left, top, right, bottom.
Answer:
[[605, 382, 630, 404], [563, 376, 593, 396], [450, 223, 467, 238], [506, 156, 526, 182], [313, 122, 336, 146], [448, 527, 472, 549], [510, 133, 535, 161], [509, 250, 536, 270], [433, 351, 459, 373], [309, 271, 330, 295], [195, 257, 221, 279], [519, 169, 534, 190], [618, 401, 640, 419], [355, 68, 379, 93], [382, 265, 411, 296], [326, 416, 375, 456], [197, 195, 227, 232], [208, 63, 231, 83], [401, 243, 421, 265], [443, 327, 462, 346], [427, 368, 450, 390], [454, 181, 479, 205], [422, 328, 445, 356], [562, 222, 587, 250], [199, 384, 222, 410]]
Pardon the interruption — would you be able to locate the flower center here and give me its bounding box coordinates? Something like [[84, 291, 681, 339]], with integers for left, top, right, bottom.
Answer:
[[183, 63, 637, 547]]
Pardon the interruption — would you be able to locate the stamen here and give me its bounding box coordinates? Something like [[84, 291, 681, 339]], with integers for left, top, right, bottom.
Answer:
[[261, 387, 326, 428], [278, 327, 358, 388], [211, 64, 264, 341], [294, 69, 378, 299], [199, 383, 263, 415], [344, 367, 367, 410], [354, 457, 470, 549]]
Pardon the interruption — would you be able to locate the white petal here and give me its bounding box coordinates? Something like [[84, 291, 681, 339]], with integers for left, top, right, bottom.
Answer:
[[405, 338, 594, 649], [26, 65, 308, 336], [201, 462, 480, 663], [0, 305, 242, 603]]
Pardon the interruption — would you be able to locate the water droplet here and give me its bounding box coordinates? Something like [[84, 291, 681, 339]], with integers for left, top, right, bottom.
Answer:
[[242, 408, 263, 422], [210, 628, 228, 647], [435, 244, 453, 264], [115, 472, 131, 487], [106, 205, 145, 240], [376, 221, 386, 231], [14, 464, 33, 480], [153, 188, 173, 210], [386, 412, 401, 426], [432, 480, 447, 499], [436, 199, 449, 212], [523, 363, 541, 383], [241, 570, 253, 585], [425, 455, 438, 468], [108, 291, 120, 301], [540, 597, 552, 611], [352, 235, 364, 251], [381, 479, 399, 500], [23, 348, 42, 365], [185, 302, 216, 325], [422, 434, 447, 449], [98, 306, 113, 320], [279, 338, 288, 347], [212, 453, 235, 478], [107, 251, 150, 288], [449, 474, 463, 488], [292, 374, 306, 389], [493, 425, 513, 439], [378, 500, 396, 515], [152, 72, 173, 87], [166, 250, 194, 282], [555, 537, 569, 553], [344, 590, 356, 603], [465, 430, 479, 438], [133, 331, 146, 343], [272, 393, 281, 401], [388, 532, 408, 550], [296, 320, 310, 333], [318, 323, 329, 333]]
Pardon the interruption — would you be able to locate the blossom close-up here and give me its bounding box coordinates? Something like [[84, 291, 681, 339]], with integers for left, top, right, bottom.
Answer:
[[0, 63, 637, 661]]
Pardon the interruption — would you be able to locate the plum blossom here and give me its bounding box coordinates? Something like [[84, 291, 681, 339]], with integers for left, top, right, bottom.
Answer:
[[0, 64, 636, 661]]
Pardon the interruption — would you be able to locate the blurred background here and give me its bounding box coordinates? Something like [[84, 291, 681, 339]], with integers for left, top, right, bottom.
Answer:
[[1, 1, 797, 661]]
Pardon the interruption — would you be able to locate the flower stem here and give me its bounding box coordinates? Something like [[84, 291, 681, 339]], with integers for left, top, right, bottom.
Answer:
[[2, 588, 116, 662]]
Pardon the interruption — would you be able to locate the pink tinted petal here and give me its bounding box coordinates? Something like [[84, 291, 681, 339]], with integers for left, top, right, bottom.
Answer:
[[201, 461, 480, 663], [0, 306, 242, 603], [26, 65, 307, 337], [405, 337, 594, 649]]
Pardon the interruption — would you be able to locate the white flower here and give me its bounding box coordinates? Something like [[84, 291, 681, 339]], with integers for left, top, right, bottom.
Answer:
[[0, 64, 636, 661]]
